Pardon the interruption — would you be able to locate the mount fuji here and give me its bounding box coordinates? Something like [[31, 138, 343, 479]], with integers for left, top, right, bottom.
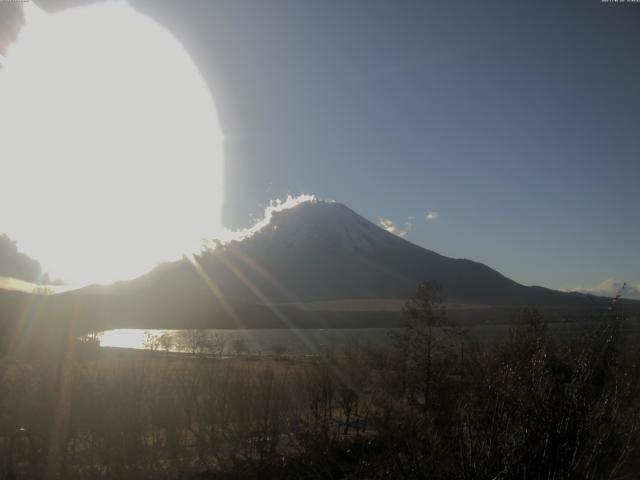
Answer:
[[0, 199, 625, 332]]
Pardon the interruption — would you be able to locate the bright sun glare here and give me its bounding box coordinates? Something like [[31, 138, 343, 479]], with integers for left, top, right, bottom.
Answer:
[[0, 2, 224, 285]]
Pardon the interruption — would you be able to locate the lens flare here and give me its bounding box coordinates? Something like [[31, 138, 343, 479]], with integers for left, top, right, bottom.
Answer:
[[0, 2, 224, 285]]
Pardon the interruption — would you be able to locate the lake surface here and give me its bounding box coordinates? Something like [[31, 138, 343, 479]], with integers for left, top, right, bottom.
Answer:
[[100, 328, 400, 355], [99, 319, 640, 356]]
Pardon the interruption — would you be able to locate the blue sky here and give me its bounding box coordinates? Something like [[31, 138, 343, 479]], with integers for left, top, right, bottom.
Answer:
[[129, 0, 639, 292]]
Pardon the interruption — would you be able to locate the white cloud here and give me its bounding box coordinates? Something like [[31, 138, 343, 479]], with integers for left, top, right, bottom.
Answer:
[[425, 211, 439, 221], [378, 217, 412, 238], [204, 194, 322, 246], [566, 277, 640, 300]]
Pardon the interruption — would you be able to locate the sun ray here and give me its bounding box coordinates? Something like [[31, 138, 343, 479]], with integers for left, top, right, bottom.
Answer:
[[5, 293, 40, 358], [214, 253, 336, 360], [45, 306, 78, 479], [228, 249, 304, 305], [186, 254, 246, 329]]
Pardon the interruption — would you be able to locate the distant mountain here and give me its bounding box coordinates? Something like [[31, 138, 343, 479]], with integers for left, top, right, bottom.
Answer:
[[130, 201, 598, 306], [0, 200, 630, 333]]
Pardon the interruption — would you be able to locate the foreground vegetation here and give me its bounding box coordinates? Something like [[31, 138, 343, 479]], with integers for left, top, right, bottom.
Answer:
[[1, 284, 639, 479]]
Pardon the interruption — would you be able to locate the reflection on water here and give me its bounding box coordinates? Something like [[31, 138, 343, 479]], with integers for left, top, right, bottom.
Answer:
[[100, 329, 165, 350], [99, 328, 399, 355], [97, 324, 524, 355], [99, 320, 640, 355]]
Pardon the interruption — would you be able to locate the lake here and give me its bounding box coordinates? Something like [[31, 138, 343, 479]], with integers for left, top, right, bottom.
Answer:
[[99, 319, 640, 356], [100, 328, 400, 355]]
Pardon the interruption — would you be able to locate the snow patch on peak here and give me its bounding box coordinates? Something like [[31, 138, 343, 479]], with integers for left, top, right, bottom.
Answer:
[[250, 194, 324, 234], [203, 195, 399, 253], [204, 194, 327, 247], [256, 200, 398, 252]]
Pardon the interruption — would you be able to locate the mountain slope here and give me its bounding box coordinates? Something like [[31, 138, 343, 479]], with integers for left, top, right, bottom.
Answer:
[[122, 201, 598, 307], [1, 200, 624, 333]]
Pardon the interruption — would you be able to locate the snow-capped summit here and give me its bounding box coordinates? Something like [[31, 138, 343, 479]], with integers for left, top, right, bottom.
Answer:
[[251, 201, 399, 252]]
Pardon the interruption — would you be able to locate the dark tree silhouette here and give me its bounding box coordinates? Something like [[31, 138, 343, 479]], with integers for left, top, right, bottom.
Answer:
[[396, 281, 447, 410], [0, 234, 41, 282]]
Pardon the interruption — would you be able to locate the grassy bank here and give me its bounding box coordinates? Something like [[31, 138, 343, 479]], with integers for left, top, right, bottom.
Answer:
[[0, 308, 639, 479]]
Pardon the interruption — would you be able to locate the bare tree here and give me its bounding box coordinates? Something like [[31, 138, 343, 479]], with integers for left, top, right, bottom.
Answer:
[[177, 330, 211, 355], [159, 333, 174, 353], [394, 281, 447, 411], [210, 332, 227, 357], [143, 331, 161, 352]]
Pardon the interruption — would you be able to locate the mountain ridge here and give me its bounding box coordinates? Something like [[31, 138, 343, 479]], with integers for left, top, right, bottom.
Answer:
[[93, 200, 605, 307], [1, 199, 633, 333]]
